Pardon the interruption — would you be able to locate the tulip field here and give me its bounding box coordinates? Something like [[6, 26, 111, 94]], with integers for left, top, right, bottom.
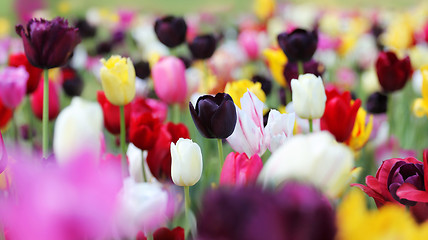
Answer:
[[2, 0, 428, 239]]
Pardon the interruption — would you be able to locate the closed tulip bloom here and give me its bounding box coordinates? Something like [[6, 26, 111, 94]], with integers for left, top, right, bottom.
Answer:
[[188, 34, 217, 60], [152, 56, 187, 104], [154, 16, 187, 48], [30, 79, 60, 121], [8, 53, 42, 94], [100, 55, 136, 106], [220, 152, 263, 186], [238, 30, 259, 60], [189, 93, 237, 139], [277, 29, 318, 63], [15, 17, 81, 69], [291, 74, 326, 119], [0, 66, 29, 109], [0, 133, 6, 174], [170, 138, 203, 186], [53, 97, 103, 165], [375, 51, 412, 93]]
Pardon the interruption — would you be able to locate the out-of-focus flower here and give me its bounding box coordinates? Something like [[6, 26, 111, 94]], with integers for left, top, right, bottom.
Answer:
[[283, 60, 325, 86], [366, 92, 388, 114], [277, 29, 318, 63], [291, 73, 326, 120], [97, 91, 132, 135], [8, 53, 43, 94], [74, 18, 97, 38], [15, 17, 81, 69], [0, 66, 29, 109], [321, 89, 361, 142], [375, 51, 412, 93], [361, 68, 382, 95], [259, 131, 355, 198], [251, 75, 272, 96], [413, 65, 428, 117], [197, 182, 336, 240], [138, 227, 185, 240], [219, 152, 262, 186], [188, 34, 217, 60], [61, 66, 83, 97], [0, 99, 12, 129], [409, 45, 428, 70], [253, 0, 275, 21], [264, 110, 295, 152], [345, 107, 373, 151], [129, 111, 162, 151], [152, 56, 187, 104], [132, 24, 170, 61], [100, 55, 136, 106], [225, 79, 266, 108], [263, 47, 287, 87], [185, 67, 202, 99], [0, 133, 6, 174], [238, 30, 260, 60], [134, 61, 151, 79], [189, 93, 236, 139], [53, 97, 103, 165], [380, 14, 414, 51], [170, 138, 203, 186], [30, 79, 60, 121], [154, 16, 187, 48]]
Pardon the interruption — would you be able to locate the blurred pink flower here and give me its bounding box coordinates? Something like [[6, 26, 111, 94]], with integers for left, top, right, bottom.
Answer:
[[0, 66, 29, 109], [14, 0, 45, 23], [152, 56, 187, 104], [238, 30, 259, 60], [220, 152, 263, 186], [0, 133, 6, 174]]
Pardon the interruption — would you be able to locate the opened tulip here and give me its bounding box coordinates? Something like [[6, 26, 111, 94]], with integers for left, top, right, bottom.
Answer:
[[375, 51, 412, 93], [15, 17, 81, 69], [0, 66, 28, 109], [225, 79, 266, 109], [0, 133, 6, 174], [129, 111, 162, 151], [97, 91, 132, 135], [152, 56, 187, 104], [154, 16, 187, 48], [170, 138, 203, 186], [291, 73, 326, 120], [8, 53, 42, 94], [264, 110, 295, 152], [277, 29, 318, 63], [100, 55, 136, 106], [53, 97, 103, 165], [188, 34, 217, 60], [263, 48, 288, 87], [345, 107, 373, 151], [30, 79, 60, 121], [220, 152, 263, 186]]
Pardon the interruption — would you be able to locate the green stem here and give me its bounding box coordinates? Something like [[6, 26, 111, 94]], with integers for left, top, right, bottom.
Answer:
[[173, 104, 180, 123], [217, 139, 224, 175], [142, 153, 148, 182], [184, 186, 191, 238], [42, 69, 49, 158], [12, 113, 18, 143], [297, 61, 304, 76], [308, 119, 313, 133], [27, 96, 33, 146], [119, 106, 128, 177], [285, 87, 292, 105], [147, 234, 153, 240]]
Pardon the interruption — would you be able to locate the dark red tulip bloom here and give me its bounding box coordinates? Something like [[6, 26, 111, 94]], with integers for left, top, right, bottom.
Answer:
[[30, 79, 60, 121], [97, 91, 132, 135], [137, 227, 184, 240], [154, 16, 187, 48], [74, 18, 96, 38], [283, 59, 325, 86], [61, 67, 83, 97], [188, 34, 217, 60], [366, 92, 388, 114], [375, 51, 412, 93], [16, 17, 81, 69], [146, 122, 190, 182], [189, 93, 237, 139], [8, 53, 42, 94], [129, 112, 162, 151], [134, 60, 151, 79], [277, 28, 318, 63], [0, 99, 13, 129], [321, 89, 361, 142]]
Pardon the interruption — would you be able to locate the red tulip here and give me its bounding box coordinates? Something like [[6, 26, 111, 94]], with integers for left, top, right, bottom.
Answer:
[[132, 97, 168, 123], [129, 112, 162, 151], [0, 99, 12, 129], [137, 227, 184, 240], [8, 52, 43, 94], [30, 79, 60, 121], [97, 91, 132, 135], [375, 51, 412, 93], [220, 152, 263, 186], [321, 88, 361, 142]]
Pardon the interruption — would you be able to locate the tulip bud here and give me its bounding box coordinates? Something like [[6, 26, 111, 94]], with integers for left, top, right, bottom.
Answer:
[[8, 53, 42, 94], [291, 73, 326, 119], [154, 16, 187, 48], [375, 51, 412, 93], [0, 133, 7, 174], [0, 66, 28, 109], [30, 79, 60, 121], [188, 34, 217, 60], [277, 29, 318, 63], [152, 56, 187, 104], [100, 55, 136, 106], [238, 30, 259, 60], [220, 152, 263, 186], [170, 138, 203, 186], [134, 60, 151, 79]]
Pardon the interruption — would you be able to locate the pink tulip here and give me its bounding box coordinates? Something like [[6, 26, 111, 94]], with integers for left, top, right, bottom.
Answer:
[[0, 66, 29, 109], [152, 57, 187, 104], [0, 133, 6, 174], [238, 30, 259, 60], [220, 152, 263, 186], [30, 79, 60, 121]]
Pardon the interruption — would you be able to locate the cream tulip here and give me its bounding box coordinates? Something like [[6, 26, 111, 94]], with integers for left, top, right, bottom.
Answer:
[[170, 138, 203, 187], [291, 73, 326, 119]]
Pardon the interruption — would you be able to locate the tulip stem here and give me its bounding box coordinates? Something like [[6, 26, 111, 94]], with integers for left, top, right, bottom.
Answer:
[[27, 96, 33, 146], [297, 61, 304, 76], [141, 154, 148, 182], [217, 139, 224, 174], [184, 186, 191, 237], [173, 104, 180, 123], [119, 105, 128, 177], [308, 119, 313, 133], [42, 69, 49, 158]]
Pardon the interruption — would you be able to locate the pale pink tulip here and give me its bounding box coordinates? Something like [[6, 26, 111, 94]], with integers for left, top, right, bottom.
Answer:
[[0, 66, 29, 109], [152, 56, 187, 104], [238, 30, 259, 60], [220, 152, 263, 186]]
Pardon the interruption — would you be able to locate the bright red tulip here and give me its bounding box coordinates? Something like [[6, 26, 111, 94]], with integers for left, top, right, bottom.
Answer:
[[30, 79, 60, 121], [8, 52, 43, 94], [220, 152, 263, 186], [97, 91, 132, 135], [0, 99, 12, 129], [129, 112, 162, 151]]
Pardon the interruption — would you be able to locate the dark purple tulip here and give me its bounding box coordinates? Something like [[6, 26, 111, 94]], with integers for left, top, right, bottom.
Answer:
[[95, 41, 113, 55], [283, 60, 325, 86], [111, 31, 125, 44], [387, 160, 425, 206], [74, 18, 96, 38], [251, 75, 272, 96], [178, 56, 192, 69], [277, 28, 318, 63], [154, 16, 187, 48], [134, 60, 151, 79], [189, 93, 236, 139], [366, 92, 388, 114], [16, 17, 81, 69], [188, 34, 217, 60], [375, 51, 412, 93], [61, 67, 83, 97]]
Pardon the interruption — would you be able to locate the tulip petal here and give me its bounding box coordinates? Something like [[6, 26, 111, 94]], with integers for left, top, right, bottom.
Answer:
[[396, 183, 428, 203], [211, 99, 237, 139], [189, 102, 211, 138]]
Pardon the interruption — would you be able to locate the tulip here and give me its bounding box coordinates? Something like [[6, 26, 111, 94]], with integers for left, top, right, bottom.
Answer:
[[375, 51, 412, 93], [0, 98, 12, 129], [225, 79, 266, 109], [291, 73, 326, 120], [154, 16, 187, 48], [0, 66, 29, 109], [15, 17, 81, 69], [170, 138, 203, 187], [253, 0, 275, 21], [129, 111, 162, 151], [263, 48, 288, 87], [321, 88, 361, 142], [0, 133, 6, 174], [345, 107, 373, 151], [251, 75, 272, 96], [366, 92, 388, 114], [74, 18, 97, 38], [277, 29, 318, 63], [53, 97, 103, 165], [127, 143, 156, 183], [100, 55, 136, 106], [8, 53, 42, 94], [152, 56, 187, 104], [219, 152, 262, 186], [61, 67, 84, 97], [97, 91, 132, 135], [259, 131, 355, 198], [189, 93, 237, 139], [188, 34, 217, 60], [30, 79, 60, 121], [264, 110, 295, 152], [413, 65, 428, 118], [238, 30, 259, 60], [283, 60, 325, 86], [134, 60, 151, 79]]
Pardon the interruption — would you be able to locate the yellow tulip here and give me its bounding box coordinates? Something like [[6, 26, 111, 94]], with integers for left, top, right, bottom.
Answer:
[[413, 65, 428, 118], [253, 0, 275, 22], [0, 18, 10, 38], [345, 107, 373, 151], [381, 14, 414, 51], [225, 79, 266, 109], [263, 48, 287, 87], [100, 55, 136, 106]]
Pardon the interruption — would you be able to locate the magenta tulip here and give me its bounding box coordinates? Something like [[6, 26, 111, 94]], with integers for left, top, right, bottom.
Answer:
[[0, 66, 29, 109], [152, 56, 187, 104], [0, 133, 7, 174], [238, 30, 259, 60], [220, 152, 263, 186]]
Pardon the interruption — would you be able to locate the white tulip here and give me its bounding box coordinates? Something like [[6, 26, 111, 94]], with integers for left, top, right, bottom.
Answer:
[[127, 143, 156, 183], [264, 110, 295, 152], [291, 74, 326, 119], [258, 131, 354, 199], [53, 97, 103, 165], [170, 138, 203, 187]]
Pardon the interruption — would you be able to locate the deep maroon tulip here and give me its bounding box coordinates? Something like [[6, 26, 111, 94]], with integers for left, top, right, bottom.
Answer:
[[366, 92, 388, 114], [96, 41, 113, 55], [283, 60, 325, 86], [16, 17, 81, 69], [375, 51, 412, 93], [188, 34, 217, 60], [154, 16, 187, 48], [61, 67, 83, 97], [134, 60, 151, 79], [178, 56, 192, 69], [189, 93, 237, 139], [251, 75, 272, 96], [74, 18, 96, 38], [277, 28, 318, 63]]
